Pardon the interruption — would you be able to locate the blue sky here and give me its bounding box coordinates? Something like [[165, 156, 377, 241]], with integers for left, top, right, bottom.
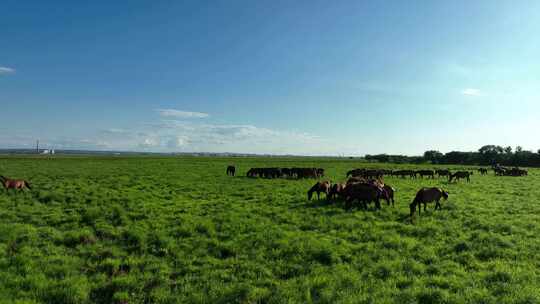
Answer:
[[2, 1, 540, 155]]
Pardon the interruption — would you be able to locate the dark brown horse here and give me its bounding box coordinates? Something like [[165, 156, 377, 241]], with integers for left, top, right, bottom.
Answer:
[[435, 169, 451, 178], [416, 170, 435, 179], [449, 171, 471, 183], [409, 187, 448, 216], [307, 181, 331, 200], [382, 184, 395, 207], [343, 182, 383, 210], [0, 176, 32, 191], [226, 165, 236, 176], [328, 182, 346, 200]]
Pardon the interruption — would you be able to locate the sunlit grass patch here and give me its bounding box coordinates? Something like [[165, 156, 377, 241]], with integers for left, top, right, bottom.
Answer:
[[0, 156, 539, 303]]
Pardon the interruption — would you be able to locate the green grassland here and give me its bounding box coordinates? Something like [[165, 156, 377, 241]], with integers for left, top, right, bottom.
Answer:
[[1, 156, 539, 304]]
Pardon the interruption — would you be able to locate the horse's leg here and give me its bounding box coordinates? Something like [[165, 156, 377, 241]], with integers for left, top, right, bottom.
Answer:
[[423, 203, 427, 212]]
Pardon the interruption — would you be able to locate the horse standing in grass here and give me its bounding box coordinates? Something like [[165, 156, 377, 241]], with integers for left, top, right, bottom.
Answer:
[[435, 169, 451, 178], [478, 168, 488, 175], [343, 182, 383, 210], [0, 176, 32, 191], [226, 166, 236, 176], [328, 183, 346, 200], [382, 184, 395, 207], [449, 171, 471, 183], [409, 187, 448, 216], [416, 170, 435, 179], [307, 181, 331, 200]]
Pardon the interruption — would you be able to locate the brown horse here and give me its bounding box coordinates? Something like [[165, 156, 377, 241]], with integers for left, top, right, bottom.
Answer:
[[307, 181, 331, 200], [382, 184, 395, 207], [328, 182, 346, 200], [416, 170, 435, 179], [409, 187, 448, 216], [343, 182, 383, 210], [0, 176, 32, 191], [435, 169, 451, 178], [449, 171, 471, 183]]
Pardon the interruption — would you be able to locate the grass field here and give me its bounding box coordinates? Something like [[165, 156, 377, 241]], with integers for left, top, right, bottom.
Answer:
[[0, 156, 539, 304]]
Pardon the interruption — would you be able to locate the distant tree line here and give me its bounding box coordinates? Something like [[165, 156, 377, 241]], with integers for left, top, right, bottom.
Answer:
[[365, 145, 540, 167]]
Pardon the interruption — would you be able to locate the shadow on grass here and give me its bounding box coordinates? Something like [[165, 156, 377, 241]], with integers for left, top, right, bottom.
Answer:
[[292, 198, 393, 214]]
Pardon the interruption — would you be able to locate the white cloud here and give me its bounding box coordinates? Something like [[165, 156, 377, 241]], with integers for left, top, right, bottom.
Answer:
[[0, 66, 15, 75], [461, 88, 483, 97], [0, 113, 337, 155], [155, 109, 209, 119], [139, 137, 160, 148], [167, 136, 189, 148], [90, 119, 327, 154]]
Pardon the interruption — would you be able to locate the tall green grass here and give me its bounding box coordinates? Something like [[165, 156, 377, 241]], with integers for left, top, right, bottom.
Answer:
[[0, 156, 539, 303]]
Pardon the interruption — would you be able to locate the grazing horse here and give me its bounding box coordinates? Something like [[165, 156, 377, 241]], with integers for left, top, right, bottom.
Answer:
[[307, 181, 331, 200], [226, 165, 236, 176], [343, 182, 383, 210], [0, 176, 32, 191], [478, 168, 488, 175], [347, 169, 365, 177], [328, 183, 346, 200], [416, 170, 435, 179], [449, 171, 471, 183], [409, 187, 448, 216], [346, 176, 366, 185], [435, 169, 451, 178], [392, 170, 416, 178], [382, 184, 395, 207]]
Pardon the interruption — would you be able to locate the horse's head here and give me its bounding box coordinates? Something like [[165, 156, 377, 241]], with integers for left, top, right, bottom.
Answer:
[[409, 202, 416, 217], [442, 190, 449, 200]]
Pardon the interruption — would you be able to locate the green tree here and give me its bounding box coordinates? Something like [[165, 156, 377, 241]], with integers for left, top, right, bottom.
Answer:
[[478, 145, 503, 164], [423, 150, 443, 164]]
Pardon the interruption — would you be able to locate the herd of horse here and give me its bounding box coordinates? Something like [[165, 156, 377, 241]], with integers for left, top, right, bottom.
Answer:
[[225, 164, 529, 217], [246, 167, 325, 179], [307, 177, 447, 216], [493, 166, 528, 176], [345, 166, 528, 182], [0, 162, 529, 219]]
